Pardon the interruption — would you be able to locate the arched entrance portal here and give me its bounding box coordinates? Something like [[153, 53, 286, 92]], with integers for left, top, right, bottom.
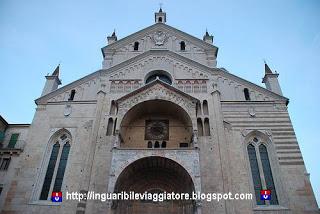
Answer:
[[113, 156, 195, 214]]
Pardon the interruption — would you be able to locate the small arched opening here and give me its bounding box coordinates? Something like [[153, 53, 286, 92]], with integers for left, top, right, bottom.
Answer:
[[180, 41, 186, 51]]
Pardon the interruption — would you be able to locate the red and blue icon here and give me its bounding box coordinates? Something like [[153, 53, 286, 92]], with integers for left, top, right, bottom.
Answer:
[[51, 192, 62, 202], [260, 190, 271, 201]]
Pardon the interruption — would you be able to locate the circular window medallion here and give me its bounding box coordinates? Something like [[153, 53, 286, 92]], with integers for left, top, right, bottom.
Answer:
[[145, 120, 169, 140]]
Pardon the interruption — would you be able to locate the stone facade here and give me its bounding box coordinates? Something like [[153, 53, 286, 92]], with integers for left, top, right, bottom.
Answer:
[[0, 9, 319, 214]]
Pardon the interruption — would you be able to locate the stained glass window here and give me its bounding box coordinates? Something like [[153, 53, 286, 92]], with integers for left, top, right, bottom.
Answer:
[[40, 142, 60, 200], [247, 144, 265, 205], [259, 144, 278, 205], [53, 142, 71, 192]]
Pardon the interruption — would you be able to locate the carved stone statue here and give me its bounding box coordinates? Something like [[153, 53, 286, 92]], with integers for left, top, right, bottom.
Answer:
[[192, 130, 199, 149]]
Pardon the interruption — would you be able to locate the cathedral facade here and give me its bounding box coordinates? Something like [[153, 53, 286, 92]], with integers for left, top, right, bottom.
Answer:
[[0, 9, 319, 214]]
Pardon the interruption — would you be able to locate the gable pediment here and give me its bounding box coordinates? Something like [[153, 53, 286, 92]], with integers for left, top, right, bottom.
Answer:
[[103, 23, 217, 53], [102, 23, 218, 69]]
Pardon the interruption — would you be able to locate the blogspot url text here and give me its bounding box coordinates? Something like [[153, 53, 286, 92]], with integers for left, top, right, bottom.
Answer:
[[65, 191, 253, 202]]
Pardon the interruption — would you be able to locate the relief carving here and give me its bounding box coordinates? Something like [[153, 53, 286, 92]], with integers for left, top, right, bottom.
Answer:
[[83, 120, 93, 131], [153, 31, 167, 46], [64, 104, 72, 117], [248, 107, 256, 117]]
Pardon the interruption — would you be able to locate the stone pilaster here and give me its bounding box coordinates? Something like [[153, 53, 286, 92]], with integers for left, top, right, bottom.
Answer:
[[75, 86, 107, 214], [211, 86, 235, 214]]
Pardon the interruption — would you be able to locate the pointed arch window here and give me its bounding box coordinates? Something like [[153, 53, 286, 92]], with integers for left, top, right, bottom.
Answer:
[[39, 132, 71, 200], [40, 142, 60, 200], [247, 138, 279, 205]]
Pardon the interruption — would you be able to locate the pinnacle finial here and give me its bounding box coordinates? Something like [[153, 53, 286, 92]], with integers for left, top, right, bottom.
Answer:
[[111, 29, 116, 37], [205, 28, 210, 37], [159, 3, 163, 12], [52, 64, 60, 76], [264, 61, 273, 74]]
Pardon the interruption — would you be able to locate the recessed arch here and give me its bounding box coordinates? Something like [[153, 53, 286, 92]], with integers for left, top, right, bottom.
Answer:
[[110, 100, 117, 115], [120, 100, 193, 148], [106, 118, 114, 136], [197, 118, 203, 136], [196, 102, 202, 116], [113, 156, 195, 213], [204, 118, 210, 136], [203, 100, 209, 115]]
